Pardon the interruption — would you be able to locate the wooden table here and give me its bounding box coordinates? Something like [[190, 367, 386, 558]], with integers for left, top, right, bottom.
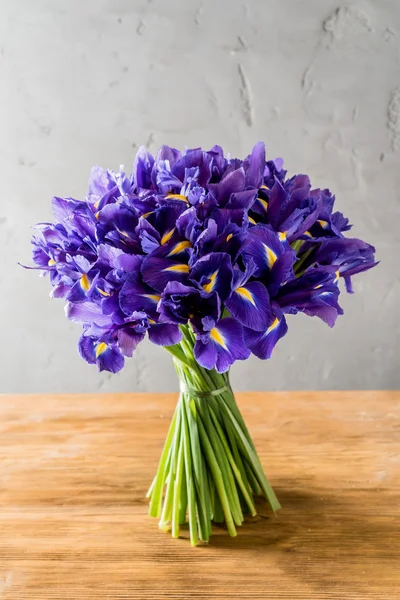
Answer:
[[0, 391, 399, 599]]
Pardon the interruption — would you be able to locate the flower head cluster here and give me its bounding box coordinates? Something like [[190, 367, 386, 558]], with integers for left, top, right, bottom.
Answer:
[[28, 143, 377, 373]]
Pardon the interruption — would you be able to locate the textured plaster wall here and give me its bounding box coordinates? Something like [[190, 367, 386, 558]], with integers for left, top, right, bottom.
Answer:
[[1, 0, 399, 393]]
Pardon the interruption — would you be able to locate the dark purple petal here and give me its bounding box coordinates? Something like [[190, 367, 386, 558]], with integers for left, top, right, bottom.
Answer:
[[158, 281, 220, 332], [155, 160, 183, 193], [267, 249, 297, 297], [120, 266, 161, 316], [245, 142, 266, 188], [194, 317, 250, 373], [78, 335, 125, 373], [176, 207, 203, 244], [66, 270, 100, 303], [225, 189, 257, 210], [210, 208, 246, 231], [172, 149, 212, 188], [276, 268, 344, 327], [189, 252, 233, 301], [97, 204, 139, 248], [148, 323, 182, 346], [266, 178, 287, 229], [331, 211, 352, 233], [114, 252, 142, 273], [208, 167, 246, 206], [244, 309, 288, 359], [133, 146, 155, 190], [154, 204, 188, 243], [230, 261, 257, 289], [78, 334, 96, 364], [96, 343, 125, 373], [241, 225, 287, 278], [194, 335, 218, 370], [96, 244, 124, 267], [225, 281, 273, 331], [155, 145, 182, 166], [117, 327, 145, 357], [141, 256, 190, 292]]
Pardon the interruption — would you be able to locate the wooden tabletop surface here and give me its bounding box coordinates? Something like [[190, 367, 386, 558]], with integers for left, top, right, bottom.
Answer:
[[0, 391, 399, 599]]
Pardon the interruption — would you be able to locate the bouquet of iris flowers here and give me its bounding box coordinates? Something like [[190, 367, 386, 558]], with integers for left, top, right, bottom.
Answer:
[[25, 142, 377, 545]]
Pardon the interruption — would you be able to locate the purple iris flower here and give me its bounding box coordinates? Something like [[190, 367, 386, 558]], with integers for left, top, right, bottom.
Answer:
[[24, 142, 377, 372], [189, 252, 233, 301], [297, 238, 377, 293], [241, 224, 296, 296], [243, 303, 288, 360], [194, 317, 250, 373], [225, 263, 273, 331], [158, 281, 220, 335], [276, 268, 344, 327], [264, 175, 323, 242]]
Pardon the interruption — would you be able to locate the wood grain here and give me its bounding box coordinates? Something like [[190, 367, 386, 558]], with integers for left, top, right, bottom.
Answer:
[[0, 391, 399, 599]]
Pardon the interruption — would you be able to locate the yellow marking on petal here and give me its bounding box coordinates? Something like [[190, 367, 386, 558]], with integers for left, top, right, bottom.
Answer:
[[94, 200, 100, 209], [203, 270, 218, 293], [210, 327, 227, 349], [317, 219, 329, 229], [226, 233, 233, 242], [48, 259, 56, 266], [97, 288, 110, 297], [148, 318, 156, 325], [314, 284, 323, 290], [95, 211, 100, 220], [248, 216, 257, 225], [161, 228, 175, 245], [303, 230, 313, 238], [257, 197, 269, 211], [266, 317, 279, 335], [80, 274, 90, 292], [260, 184, 269, 189], [263, 243, 277, 269], [167, 240, 192, 257], [141, 211, 154, 219], [278, 231, 287, 241], [334, 270, 340, 282], [236, 286, 256, 306], [95, 342, 108, 357], [116, 228, 130, 239], [164, 264, 190, 273], [166, 193, 189, 203], [143, 294, 161, 303]]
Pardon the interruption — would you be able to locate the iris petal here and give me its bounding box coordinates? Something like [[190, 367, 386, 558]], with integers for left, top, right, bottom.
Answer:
[[141, 256, 190, 292], [120, 268, 161, 316], [190, 252, 233, 301], [244, 310, 288, 359], [148, 323, 182, 346], [225, 281, 272, 331], [242, 225, 286, 278], [194, 317, 250, 373]]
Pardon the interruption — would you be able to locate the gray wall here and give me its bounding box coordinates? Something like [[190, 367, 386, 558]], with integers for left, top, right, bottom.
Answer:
[[1, 0, 398, 393]]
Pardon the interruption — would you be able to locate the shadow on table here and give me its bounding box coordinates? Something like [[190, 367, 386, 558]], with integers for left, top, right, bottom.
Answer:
[[210, 484, 399, 593]]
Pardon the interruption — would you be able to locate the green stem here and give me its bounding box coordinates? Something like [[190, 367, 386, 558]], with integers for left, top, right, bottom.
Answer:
[[172, 426, 184, 538], [148, 407, 178, 517], [159, 404, 182, 530], [209, 405, 256, 516], [181, 394, 198, 546], [148, 327, 280, 544], [196, 414, 237, 537]]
